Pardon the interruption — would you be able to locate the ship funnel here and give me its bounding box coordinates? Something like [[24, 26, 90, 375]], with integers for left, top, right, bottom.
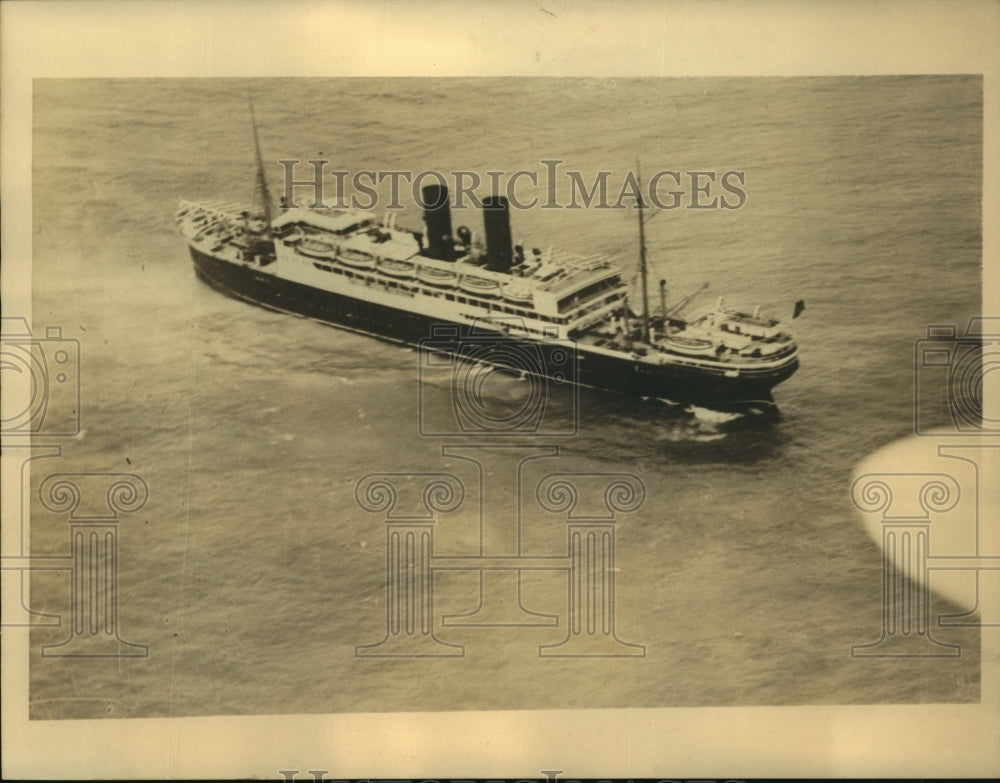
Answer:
[[482, 195, 513, 274], [421, 184, 454, 261]]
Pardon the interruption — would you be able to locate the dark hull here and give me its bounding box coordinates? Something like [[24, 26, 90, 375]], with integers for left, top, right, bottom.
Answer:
[[190, 247, 797, 407]]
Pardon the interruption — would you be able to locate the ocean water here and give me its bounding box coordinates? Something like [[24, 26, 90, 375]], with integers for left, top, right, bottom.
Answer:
[[26, 76, 982, 719]]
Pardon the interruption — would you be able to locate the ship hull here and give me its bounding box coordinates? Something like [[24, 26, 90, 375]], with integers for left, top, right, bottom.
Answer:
[[190, 246, 796, 407]]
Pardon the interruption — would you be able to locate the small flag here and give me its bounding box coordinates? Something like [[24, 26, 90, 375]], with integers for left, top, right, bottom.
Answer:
[[793, 299, 806, 319]]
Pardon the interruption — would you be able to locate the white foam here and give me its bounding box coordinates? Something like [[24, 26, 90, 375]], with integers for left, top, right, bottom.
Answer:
[[686, 404, 744, 424]]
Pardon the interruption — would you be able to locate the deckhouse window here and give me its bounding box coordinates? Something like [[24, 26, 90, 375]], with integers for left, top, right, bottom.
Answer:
[[556, 277, 621, 313]]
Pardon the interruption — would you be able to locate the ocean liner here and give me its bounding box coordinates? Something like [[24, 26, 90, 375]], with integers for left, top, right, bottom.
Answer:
[[176, 118, 800, 409]]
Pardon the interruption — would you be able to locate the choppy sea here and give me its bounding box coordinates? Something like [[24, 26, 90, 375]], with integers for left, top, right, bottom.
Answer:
[[26, 76, 981, 718]]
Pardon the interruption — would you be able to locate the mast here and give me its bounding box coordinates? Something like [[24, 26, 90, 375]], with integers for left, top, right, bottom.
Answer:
[[248, 96, 274, 241], [636, 164, 651, 343]]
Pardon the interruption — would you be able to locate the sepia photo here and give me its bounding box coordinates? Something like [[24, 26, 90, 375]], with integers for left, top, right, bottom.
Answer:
[[2, 1, 998, 779]]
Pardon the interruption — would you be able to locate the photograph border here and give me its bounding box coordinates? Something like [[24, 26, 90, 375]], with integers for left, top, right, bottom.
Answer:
[[2, 0, 998, 778]]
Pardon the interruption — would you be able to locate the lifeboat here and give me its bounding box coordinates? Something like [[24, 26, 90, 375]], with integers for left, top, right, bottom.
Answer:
[[417, 266, 458, 287], [337, 248, 377, 270], [662, 334, 717, 357], [296, 237, 338, 260], [459, 275, 501, 297], [501, 282, 534, 305], [281, 226, 305, 245], [377, 259, 416, 278]]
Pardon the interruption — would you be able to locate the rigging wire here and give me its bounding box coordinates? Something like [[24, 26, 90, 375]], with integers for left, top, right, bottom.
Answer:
[[605, 204, 666, 262]]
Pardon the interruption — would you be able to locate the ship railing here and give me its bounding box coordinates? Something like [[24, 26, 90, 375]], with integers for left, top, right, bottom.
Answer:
[[648, 340, 797, 368], [555, 252, 608, 270], [566, 299, 625, 333], [198, 200, 251, 220], [685, 301, 785, 322]]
